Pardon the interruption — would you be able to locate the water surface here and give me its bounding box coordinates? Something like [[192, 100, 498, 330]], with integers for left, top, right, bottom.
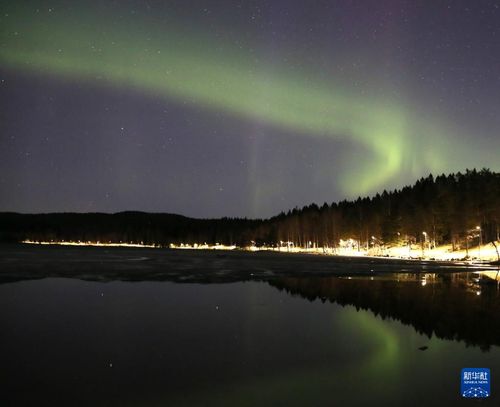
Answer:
[[1, 245, 499, 406]]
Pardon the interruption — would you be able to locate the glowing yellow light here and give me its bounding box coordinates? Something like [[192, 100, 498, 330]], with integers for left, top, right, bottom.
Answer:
[[22, 240, 156, 248], [21, 238, 500, 263]]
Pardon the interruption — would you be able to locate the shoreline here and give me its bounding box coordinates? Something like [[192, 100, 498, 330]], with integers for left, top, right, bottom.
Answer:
[[2, 242, 499, 285], [19, 239, 500, 265]]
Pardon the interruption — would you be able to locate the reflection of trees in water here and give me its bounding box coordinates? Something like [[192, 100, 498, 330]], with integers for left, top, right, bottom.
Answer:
[[269, 273, 500, 351]]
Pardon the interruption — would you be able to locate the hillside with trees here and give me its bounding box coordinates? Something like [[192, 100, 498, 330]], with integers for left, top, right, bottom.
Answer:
[[1, 169, 498, 250]]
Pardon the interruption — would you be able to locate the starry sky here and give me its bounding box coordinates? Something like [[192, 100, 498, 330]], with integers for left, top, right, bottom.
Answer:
[[1, 1, 499, 218]]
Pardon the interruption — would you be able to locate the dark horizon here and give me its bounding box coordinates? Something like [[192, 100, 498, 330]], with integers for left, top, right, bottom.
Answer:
[[2, 169, 498, 250], [1, 167, 496, 221]]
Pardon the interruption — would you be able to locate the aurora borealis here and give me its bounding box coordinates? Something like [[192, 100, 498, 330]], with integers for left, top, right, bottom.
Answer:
[[1, 1, 499, 217]]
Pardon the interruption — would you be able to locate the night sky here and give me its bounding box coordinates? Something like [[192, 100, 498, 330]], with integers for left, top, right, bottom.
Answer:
[[1, 1, 499, 218]]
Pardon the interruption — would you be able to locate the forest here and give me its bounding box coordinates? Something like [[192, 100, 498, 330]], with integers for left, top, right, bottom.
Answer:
[[1, 169, 498, 250]]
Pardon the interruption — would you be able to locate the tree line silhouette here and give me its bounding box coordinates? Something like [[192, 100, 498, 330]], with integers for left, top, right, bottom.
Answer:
[[1, 169, 498, 249]]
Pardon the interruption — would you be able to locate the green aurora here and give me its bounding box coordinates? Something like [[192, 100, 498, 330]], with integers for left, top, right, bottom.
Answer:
[[1, 6, 496, 198]]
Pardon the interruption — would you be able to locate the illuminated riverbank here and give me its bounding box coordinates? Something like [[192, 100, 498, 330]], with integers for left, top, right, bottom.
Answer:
[[21, 240, 157, 248], [21, 239, 500, 263]]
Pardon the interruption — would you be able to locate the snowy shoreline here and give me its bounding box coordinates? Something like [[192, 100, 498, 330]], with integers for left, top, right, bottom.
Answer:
[[21, 239, 500, 264]]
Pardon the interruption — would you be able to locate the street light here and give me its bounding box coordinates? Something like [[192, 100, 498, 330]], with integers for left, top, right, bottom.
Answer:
[[476, 226, 482, 262], [422, 231, 427, 257]]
